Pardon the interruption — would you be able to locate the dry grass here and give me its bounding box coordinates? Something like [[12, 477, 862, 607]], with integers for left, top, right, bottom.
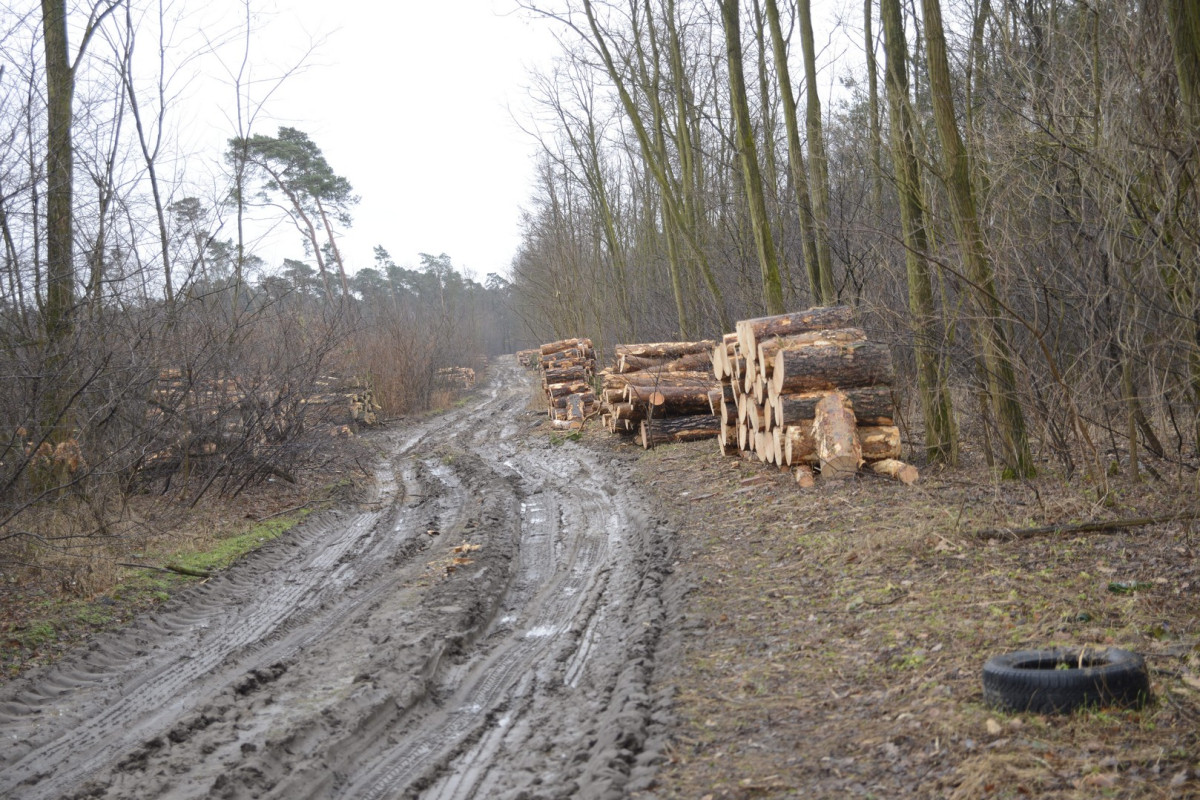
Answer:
[[619, 437, 1200, 799], [0, 435, 375, 680]]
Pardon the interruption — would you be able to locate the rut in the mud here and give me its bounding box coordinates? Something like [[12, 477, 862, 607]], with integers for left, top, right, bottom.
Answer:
[[0, 361, 679, 800]]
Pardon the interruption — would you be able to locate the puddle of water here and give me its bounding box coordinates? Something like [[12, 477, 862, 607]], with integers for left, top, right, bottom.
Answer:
[[524, 625, 561, 639]]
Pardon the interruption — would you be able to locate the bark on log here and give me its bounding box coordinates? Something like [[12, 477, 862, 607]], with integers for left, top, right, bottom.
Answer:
[[756, 327, 868, 380], [771, 340, 894, 395], [617, 370, 715, 387], [602, 388, 626, 404], [814, 392, 861, 479], [616, 340, 716, 359], [548, 381, 591, 398], [720, 400, 738, 427], [542, 347, 585, 364], [857, 426, 902, 460], [640, 414, 721, 447], [540, 337, 591, 356], [617, 354, 669, 373], [868, 458, 919, 485], [624, 383, 715, 417], [543, 366, 591, 384], [566, 393, 588, 420], [970, 509, 1200, 541], [551, 391, 596, 409], [612, 402, 646, 422], [774, 385, 894, 427], [783, 423, 901, 465], [736, 306, 856, 359]]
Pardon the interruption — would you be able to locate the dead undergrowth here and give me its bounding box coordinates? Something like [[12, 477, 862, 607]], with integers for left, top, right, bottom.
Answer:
[[0, 432, 376, 680], [613, 434, 1200, 799]]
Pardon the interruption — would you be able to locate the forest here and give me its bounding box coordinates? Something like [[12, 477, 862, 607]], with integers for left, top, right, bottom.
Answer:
[[2, 0, 1198, 584], [511, 0, 1200, 484]]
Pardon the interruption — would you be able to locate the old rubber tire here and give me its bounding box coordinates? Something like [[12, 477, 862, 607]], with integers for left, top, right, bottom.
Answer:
[[982, 647, 1151, 714]]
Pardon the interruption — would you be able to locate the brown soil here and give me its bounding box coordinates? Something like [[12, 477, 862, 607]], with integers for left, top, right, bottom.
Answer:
[[619, 435, 1200, 799]]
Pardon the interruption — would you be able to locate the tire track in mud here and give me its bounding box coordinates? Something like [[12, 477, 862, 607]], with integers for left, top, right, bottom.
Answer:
[[0, 361, 679, 800]]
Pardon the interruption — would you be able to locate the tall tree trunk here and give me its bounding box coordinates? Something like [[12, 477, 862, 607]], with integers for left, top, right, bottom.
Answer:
[[41, 0, 74, 348], [1168, 0, 1200, 131], [720, 0, 785, 315], [881, 0, 957, 464], [763, 0, 827, 304], [1165, 0, 1200, 451], [120, 1, 173, 308], [796, 0, 837, 304], [315, 198, 350, 298], [921, 0, 1033, 477], [751, 0, 786, 296], [580, 0, 730, 333], [865, 0, 883, 212]]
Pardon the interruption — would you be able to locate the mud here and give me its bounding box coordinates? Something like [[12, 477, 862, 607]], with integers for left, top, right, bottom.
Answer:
[[0, 361, 680, 800]]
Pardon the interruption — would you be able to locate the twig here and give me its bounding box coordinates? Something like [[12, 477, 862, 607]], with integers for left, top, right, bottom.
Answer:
[[116, 562, 212, 579], [255, 498, 319, 522], [970, 509, 1200, 541]]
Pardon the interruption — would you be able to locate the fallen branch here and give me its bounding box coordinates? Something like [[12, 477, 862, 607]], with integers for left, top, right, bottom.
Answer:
[[117, 561, 213, 579], [971, 510, 1200, 541]]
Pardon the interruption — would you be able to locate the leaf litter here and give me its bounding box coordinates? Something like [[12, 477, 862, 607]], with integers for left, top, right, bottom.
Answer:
[[618, 438, 1200, 799]]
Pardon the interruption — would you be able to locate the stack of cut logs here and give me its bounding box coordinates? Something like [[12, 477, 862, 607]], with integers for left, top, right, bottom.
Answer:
[[436, 366, 476, 390], [711, 306, 918, 485], [597, 341, 722, 448], [515, 349, 540, 368], [537, 338, 598, 429]]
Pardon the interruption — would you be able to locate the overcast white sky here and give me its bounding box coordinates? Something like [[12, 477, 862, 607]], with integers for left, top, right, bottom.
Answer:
[[156, 0, 854, 281], [172, 1, 560, 280]]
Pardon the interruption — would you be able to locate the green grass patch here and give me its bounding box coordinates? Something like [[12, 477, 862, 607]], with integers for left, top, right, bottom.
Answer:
[[170, 511, 308, 575], [1, 510, 310, 680]]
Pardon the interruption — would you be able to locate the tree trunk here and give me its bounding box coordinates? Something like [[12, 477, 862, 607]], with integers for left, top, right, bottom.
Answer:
[[640, 414, 721, 447], [763, 0, 828, 303], [881, 0, 957, 464], [921, 0, 1033, 477], [756, 327, 867, 378], [797, 0, 837, 303], [720, 0, 786, 315], [783, 422, 900, 465], [615, 340, 716, 358], [774, 384, 894, 427], [41, 0, 74, 348], [736, 305, 855, 358], [771, 340, 894, 395]]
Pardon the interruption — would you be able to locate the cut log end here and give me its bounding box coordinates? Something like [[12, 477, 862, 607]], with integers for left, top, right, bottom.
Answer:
[[794, 464, 816, 488]]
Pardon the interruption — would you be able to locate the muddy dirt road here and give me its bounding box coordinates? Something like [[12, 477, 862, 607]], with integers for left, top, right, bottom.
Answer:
[[0, 361, 680, 800]]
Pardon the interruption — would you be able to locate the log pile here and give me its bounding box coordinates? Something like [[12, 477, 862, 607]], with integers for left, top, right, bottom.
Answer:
[[515, 348, 540, 368], [536, 338, 598, 429], [436, 366, 476, 390], [597, 340, 722, 448], [711, 306, 918, 485]]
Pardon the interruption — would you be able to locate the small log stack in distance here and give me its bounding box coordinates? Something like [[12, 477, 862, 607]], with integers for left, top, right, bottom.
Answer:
[[597, 340, 721, 448], [537, 338, 597, 429], [711, 306, 918, 485]]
